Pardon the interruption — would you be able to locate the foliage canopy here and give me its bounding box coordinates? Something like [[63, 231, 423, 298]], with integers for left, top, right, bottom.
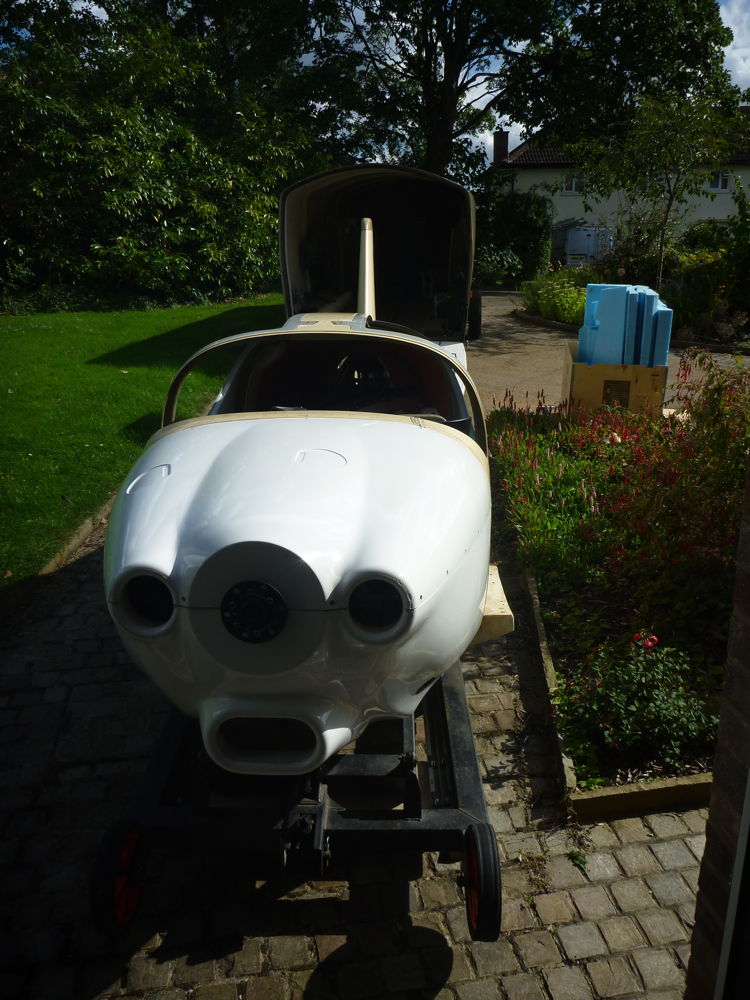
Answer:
[[0, 1, 307, 310], [566, 93, 750, 288], [308, 0, 739, 176], [0, 0, 743, 310]]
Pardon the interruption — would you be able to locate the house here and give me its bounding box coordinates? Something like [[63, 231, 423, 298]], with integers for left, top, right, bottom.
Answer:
[[492, 112, 750, 266]]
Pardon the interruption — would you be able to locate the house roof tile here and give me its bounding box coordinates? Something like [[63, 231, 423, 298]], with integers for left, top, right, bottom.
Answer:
[[500, 106, 750, 168], [503, 140, 574, 167]]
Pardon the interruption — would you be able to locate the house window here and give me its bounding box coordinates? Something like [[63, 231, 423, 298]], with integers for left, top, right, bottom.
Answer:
[[563, 174, 585, 194], [709, 172, 730, 191]]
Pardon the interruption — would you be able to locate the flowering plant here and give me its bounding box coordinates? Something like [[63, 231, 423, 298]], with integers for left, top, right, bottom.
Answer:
[[489, 348, 748, 782], [554, 633, 717, 783]]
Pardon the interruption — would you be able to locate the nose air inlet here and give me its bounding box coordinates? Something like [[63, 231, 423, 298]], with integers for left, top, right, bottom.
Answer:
[[186, 541, 328, 676], [187, 540, 359, 774], [199, 696, 358, 775]]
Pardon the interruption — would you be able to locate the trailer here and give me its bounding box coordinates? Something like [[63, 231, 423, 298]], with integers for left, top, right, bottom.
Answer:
[[91, 662, 503, 940]]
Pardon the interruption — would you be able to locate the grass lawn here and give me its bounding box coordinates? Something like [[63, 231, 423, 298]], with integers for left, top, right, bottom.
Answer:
[[0, 294, 286, 601]]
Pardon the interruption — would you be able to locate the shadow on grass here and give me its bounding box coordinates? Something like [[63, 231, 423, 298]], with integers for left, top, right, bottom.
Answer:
[[122, 413, 163, 446], [88, 300, 287, 372]]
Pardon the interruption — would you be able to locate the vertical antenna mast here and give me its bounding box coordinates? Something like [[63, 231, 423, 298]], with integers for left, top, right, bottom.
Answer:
[[357, 218, 376, 319]]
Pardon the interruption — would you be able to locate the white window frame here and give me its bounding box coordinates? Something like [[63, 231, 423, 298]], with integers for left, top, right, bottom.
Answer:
[[562, 173, 585, 195], [709, 171, 731, 191]]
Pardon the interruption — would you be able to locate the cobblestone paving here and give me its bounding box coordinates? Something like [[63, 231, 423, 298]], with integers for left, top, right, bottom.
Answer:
[[0, 524, 705, 1000]]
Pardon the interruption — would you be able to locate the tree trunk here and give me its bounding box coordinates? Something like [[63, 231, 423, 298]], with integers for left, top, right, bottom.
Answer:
[[656, 188, 677, 292]]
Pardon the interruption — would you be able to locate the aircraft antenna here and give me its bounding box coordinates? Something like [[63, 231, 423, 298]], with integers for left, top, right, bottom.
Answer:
[[357, 217, 376, 319]]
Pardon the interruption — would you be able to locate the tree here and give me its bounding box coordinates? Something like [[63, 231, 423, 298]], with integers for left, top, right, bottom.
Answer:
[[474, 174, 554, 280], [567, 93, 750, 288], [1, 1, 743, 308], [0, 2, 307, 309], [508, 0, 736, 143], [307, 0, 553, 178], [308, 0, 737, 182], [96, 0, 319, 107]]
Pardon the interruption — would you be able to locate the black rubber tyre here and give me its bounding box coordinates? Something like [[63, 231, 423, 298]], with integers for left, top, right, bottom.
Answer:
[[90, 823, 151, 931], [462, 822, 502, 941]]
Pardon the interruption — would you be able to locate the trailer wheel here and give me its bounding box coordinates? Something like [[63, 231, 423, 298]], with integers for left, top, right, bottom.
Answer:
[[91, 823, 151, 931], [462, 823, 502, 941]]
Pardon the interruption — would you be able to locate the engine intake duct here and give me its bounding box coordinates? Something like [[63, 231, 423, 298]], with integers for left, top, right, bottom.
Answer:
[[217, 717, 316, 769], [199, 697, 356, 775]]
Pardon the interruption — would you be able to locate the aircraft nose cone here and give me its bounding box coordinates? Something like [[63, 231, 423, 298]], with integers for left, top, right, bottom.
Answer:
[[186, 540, 327, 675]]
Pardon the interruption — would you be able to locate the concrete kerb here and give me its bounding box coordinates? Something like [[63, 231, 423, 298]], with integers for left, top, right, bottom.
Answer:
[[39, 495, 114, 576], [0, 496, 113, 624], [523, 571, 713, 822]]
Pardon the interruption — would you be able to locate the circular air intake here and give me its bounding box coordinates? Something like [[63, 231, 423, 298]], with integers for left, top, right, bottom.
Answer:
[[121, 574, 174, 629], [348, 578, 405, 631], [221, 581, 287, 643]]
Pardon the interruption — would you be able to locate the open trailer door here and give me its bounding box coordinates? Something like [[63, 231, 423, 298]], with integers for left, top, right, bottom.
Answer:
[[279, 165, 475, 341]]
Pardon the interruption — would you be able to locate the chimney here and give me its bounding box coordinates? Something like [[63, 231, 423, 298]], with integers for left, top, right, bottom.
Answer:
[[493, 130, 509, 164]]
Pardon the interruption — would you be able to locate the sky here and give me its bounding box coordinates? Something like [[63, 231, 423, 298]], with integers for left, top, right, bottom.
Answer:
[[720, 0, 750, 91]]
